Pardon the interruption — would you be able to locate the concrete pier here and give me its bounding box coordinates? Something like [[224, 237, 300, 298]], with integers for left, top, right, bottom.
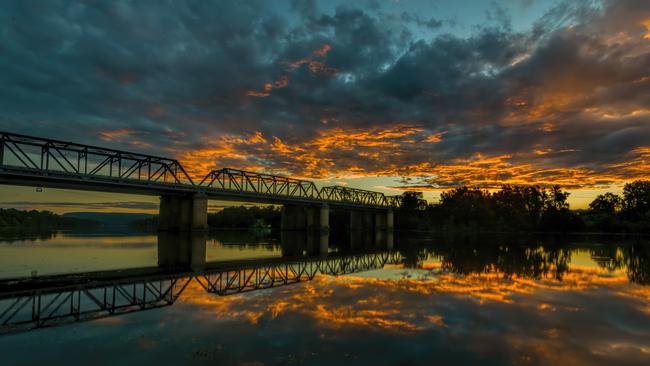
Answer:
[[280, 205, 393, 253], [386, 209, 394, 231], [282, 204, 329, 232], [320, 205, 329, 232], [349, 210, 364, 231], [282, 204, 330, 253], [281, 204, 307, 230], [158, 194, 208, 232]]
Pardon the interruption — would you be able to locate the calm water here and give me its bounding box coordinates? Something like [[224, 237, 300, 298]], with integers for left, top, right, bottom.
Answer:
[[0, 231, 649, 365]]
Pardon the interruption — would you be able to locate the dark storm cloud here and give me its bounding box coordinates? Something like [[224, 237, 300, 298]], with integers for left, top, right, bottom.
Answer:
[[1, 0, 650, 188]]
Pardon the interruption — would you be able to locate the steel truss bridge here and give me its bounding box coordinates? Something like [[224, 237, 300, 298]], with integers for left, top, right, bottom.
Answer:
[[0, 131, 401, 208], [0, 251, 402, 334]]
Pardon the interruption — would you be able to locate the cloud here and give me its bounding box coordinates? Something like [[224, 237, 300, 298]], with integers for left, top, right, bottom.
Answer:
[[1, 0, 650, 192]]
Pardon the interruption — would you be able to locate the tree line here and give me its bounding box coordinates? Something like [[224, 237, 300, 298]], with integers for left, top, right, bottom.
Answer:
[[130, 206, 281, 230], [0, 208, 98, 231], [397, 180, 650, 233]]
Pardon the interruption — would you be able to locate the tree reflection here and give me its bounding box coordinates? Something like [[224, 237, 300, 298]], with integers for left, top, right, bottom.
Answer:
[[622, 243, 650, 285], [397, 235, 650, 284], [587, 241, 650, 285]]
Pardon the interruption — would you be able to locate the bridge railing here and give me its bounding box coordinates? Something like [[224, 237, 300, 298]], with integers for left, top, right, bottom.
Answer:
[[0, 132, 194, 186]]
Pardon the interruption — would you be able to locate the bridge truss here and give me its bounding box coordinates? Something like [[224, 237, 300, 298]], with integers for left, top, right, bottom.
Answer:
[[0, 131, 402, 208], [0, 131, 193, 186], [200, 168, 320, 200]]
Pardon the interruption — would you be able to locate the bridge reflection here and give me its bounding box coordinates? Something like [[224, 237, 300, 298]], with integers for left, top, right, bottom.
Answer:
[[0, 234, 401, 334]]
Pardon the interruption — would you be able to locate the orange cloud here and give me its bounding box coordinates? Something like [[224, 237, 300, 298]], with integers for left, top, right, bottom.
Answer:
[[284, 44, 337, 75], [423, 132, 445, 143], [99, 129, 135, 141], [178, 132, 269, 179], [643, 20, 650, 40], [313, 44, 332, 57], [307, 61, 338, 76], [177, 125, 431, 179], [176, 123, 650, 189], [248, 44, 335, 97], [247, 76, 290, 97], [99, 129, 153, 148]]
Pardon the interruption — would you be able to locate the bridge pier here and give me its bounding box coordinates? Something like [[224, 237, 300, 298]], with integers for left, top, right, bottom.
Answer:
[[281, 204, 330, 254], [282, 204, 330, 232], [375, 209, 394, 230], [349, 210, 363, 231], [158, 194, 208, 232], [281, 204, 305, 230]]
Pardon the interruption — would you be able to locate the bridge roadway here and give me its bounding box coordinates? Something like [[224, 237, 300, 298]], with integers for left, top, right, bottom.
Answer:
[[0, 131, 400, 232], [0, 250, 403, 334]]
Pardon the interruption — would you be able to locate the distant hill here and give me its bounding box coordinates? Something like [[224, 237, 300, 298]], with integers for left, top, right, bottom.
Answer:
[[62, 212, 154, 227], [0, 208, 99, 231]]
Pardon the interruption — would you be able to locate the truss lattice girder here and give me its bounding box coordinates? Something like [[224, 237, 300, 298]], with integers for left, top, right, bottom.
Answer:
[[200, 168, 402, 208], [0, 132, 401, 208], [0, 131, 194, 186]]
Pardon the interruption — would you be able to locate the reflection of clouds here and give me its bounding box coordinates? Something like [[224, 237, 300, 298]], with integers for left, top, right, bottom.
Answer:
[[3, 262, 645, 364], [177, 268, 650, 333], [176, 267, 650, 364]]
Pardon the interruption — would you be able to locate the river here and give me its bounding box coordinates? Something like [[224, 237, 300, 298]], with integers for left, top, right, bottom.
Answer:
[[0, 230, 648, 365]]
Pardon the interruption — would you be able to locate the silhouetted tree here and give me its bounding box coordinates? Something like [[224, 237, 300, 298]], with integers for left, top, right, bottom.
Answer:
[[492, 185, 546, 230], [396, 181, 650, 234], [401, 191, 428, 211], [622, 180, 650, 221], [396, 191, 428, 230], [589, 193, 623, 215], [439, 187, 493, 228], [540, 185, 582, 232]]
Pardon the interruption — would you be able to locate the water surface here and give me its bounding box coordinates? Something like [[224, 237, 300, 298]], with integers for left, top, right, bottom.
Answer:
[[0, 231, 649, 365]]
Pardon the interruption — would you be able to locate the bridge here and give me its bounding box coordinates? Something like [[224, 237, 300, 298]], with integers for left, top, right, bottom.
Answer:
[[0, 251, 403, 334], [0, 131, 400, 236]]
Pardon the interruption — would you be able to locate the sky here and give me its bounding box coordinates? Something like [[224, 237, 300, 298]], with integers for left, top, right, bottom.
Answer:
[[1, 0, 650, 212]]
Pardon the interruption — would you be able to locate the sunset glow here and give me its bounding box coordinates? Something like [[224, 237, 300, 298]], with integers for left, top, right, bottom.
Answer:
[[1, 0, 650, 209]]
